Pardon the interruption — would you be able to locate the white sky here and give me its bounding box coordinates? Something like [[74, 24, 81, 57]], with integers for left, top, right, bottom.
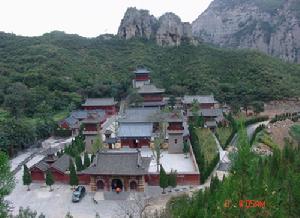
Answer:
[[0, 0, 212, 37]]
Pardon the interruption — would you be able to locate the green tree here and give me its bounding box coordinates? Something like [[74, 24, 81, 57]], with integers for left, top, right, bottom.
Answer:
[[22, 164, 32, 191], [0, 151, 14, 217], [91, 154, 96, 163], [127, 89, 144, 107], [91, 135, 104, 154], [168, 170, 177, 191], [4, 82, 30, 118], [45, 170, 54, 191], [159, 165, 168, 194], [83, 152, 91, 169], [183, 141, 189, 158], [168, 95, 176, 110], [251, 101, 264, 115], [69, 160, 78, 188], [152, 122, 165, 172], [75, 156, 83, 171], [289, 124, 300, 146]]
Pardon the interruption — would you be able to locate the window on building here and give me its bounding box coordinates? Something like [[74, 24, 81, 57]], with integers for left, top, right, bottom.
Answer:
[[175, 139, 178, 144], [91, 139, 94, 144]]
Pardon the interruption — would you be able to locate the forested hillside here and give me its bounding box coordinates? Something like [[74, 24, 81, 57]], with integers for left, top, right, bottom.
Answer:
[[165, 123, 300, 218], [0, 31, 300, 154]]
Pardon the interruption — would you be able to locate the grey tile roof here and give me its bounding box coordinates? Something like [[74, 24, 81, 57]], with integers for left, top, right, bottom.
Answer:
[[30, 159, 49, 172], [71, 110, 106, 120], [137, 84, 165, 94], [82, 98, 117, 106], [142, 101, 166, 107], [51, 154, 73, 173], [182, 95, 217, 104], [118, 123, 153, 137], [133, 68, 150, 74], [187, 108, 223, 117], [81, 151, 151, 175], [119, 108, 160, 123]]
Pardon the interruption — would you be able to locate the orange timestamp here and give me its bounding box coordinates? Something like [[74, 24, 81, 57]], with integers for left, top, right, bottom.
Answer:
[[224, 199, 266, 208]]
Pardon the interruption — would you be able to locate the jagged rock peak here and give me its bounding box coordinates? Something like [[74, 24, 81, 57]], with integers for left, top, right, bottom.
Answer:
[[118, 7, 198, 46], [117, 7, 158, 40]]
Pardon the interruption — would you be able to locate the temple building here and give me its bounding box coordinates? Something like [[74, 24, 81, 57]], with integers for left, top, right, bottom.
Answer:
[[182, 95, 218, 110], [132, 67, 151, 88], [82, 112, 106, 153], [137, 84, 166, 107], [80, 151, 151, 192], [58, 110, 106, 136], [82, 98, 117, 115]]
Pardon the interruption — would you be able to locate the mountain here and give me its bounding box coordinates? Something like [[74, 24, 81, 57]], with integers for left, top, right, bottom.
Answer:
[[117, 7, 198, 46], [192, 0, 300, 63]]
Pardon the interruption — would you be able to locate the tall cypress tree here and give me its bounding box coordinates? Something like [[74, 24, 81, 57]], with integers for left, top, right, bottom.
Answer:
[[69, 160, 78, 188], [83, 152, 90, 169], [75, 156, 83, 171], [168, 170, 177, 191], [22, 164, 32, 191], [45, 170, 54, 191], [159, 165, 168, 194]]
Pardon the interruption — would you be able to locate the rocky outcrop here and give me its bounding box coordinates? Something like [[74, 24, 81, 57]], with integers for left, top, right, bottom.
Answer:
[[118, 7, 197, 46], [117, 8, 158, 40], [192, 0, 300, 63]]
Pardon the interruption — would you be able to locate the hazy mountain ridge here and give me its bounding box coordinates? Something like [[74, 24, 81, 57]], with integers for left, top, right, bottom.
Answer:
[[192, 0, 300, 63]]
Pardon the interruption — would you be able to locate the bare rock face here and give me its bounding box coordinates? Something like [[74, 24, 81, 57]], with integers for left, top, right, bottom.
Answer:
[[118, 8, 197, 46], [192, 0, 300, 63], [118, 7, 158, 40], [156, 13, 196, 46]]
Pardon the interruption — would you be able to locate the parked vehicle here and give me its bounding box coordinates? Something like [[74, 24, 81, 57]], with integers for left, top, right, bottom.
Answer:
[[72, 186, 86, 202]]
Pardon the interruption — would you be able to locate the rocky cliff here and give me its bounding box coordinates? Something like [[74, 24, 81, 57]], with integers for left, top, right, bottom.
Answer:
[[118, 7, 197, 46], [192, 0, 300, 63]]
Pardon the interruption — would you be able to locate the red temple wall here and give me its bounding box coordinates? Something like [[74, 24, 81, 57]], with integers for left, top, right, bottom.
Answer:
[[146, 173, 200, 186]]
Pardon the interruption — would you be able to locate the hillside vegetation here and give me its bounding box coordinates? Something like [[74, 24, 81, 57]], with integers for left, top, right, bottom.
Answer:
[[0, 31, 300, 153]]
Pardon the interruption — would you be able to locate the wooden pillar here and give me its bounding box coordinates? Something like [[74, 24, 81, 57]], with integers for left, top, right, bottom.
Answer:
[[137, 176, 145, 192], [90, 176, 96, 192]]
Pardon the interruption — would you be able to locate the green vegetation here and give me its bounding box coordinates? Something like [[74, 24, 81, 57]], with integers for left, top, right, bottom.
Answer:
[[64, 135, 85, 157], [189, 123, 219, 183], [69, 160, 78, 188], [168, 170, 177, 191], [45, 170, 54, 191], [250, 124, 266, 145], [254, 129, 279, 150], [159, 165, 168, 194], [289, 124, 300, 146], [0, 31, 300, 155], [216, 127, 232, 146], [83, 152, 91, 169], [166, 122, 300, 217], [0, 151, 14, 217], [244, 115, 269, 126], [271, 112, 300, 123], [75, 156, 83, 172], [22, 164, 32, 191], [196, 129, 218, 164], [182, 141, 189, 158]]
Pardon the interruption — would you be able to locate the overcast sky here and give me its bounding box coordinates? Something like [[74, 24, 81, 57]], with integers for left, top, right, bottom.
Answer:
[[0, 0, 213, 37]]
